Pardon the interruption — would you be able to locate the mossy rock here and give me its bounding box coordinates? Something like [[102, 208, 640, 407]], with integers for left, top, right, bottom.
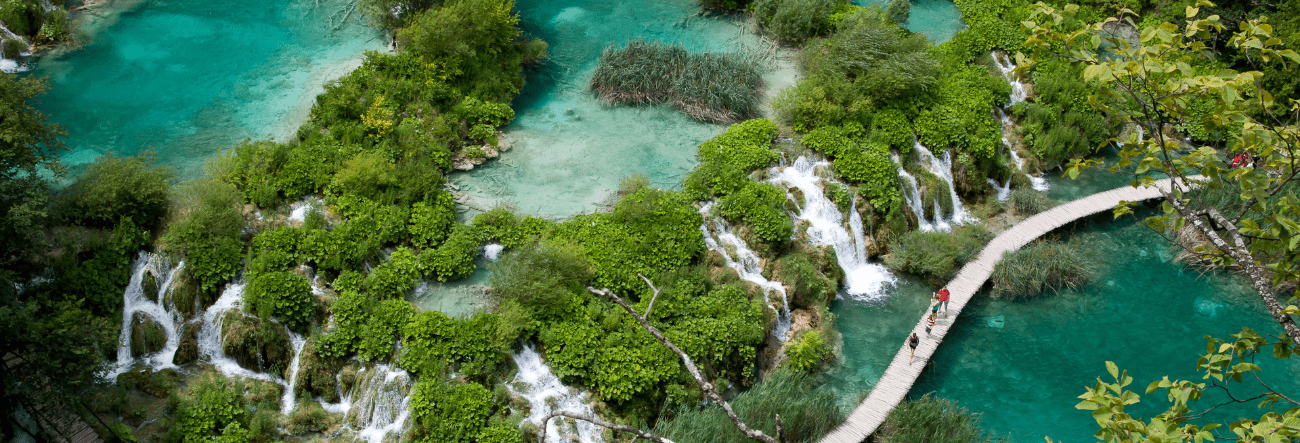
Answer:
[[294, 336, 342, 403], [1, 39, 27, 59], [168, 274, 199, 318], [221, 310, 291, 376], [173, 321, 200, 365], [142, 270, 160, 303], [338, 362, 361, 398], [129, 313, 167, 357], [116, 367, 178, 398], [772, 253, 837, 309]]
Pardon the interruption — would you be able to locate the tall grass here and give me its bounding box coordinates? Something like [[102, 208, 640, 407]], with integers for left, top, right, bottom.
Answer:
[[653, 370, 844, 443], [989, 239, 1090, 299], [884, 225, 991, 285], [1008, 187, 1052, 215], [875, 394, 1007, 443], [591, 39, 766, 123]]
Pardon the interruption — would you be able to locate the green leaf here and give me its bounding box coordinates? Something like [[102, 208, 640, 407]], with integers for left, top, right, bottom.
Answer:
[[1186, 6, 1199, 17], [1106, 361, 1119, 379]]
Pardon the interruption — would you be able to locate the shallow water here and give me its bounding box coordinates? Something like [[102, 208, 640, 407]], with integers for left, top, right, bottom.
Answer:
[[830, 206, 1300, 442], [28, 0, 385, 178], [452, 0, 794, 219], [853, 0, 964, 44]]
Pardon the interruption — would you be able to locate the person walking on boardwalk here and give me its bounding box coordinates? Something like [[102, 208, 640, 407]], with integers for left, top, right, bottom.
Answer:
[[938, 286, 950, 316], [925, 312, 936, 337], [908, 332, 920, 363]]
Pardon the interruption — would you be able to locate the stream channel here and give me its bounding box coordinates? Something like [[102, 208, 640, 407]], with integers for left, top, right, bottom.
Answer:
[[25, 0, 1296, 441]]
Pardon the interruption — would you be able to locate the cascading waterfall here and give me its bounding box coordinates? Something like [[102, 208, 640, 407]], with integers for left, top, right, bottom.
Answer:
[[991, 53, 1051, 196], [912, 142, 976, 225], [196, 283, 310, 414], [345, 365, 415, 443], [0, 23, 29, 73], [509, 345, 604, 443], [698, 203, 792, 341], [992, 51, 1026, 105], [108, 252, 186, 378], [769, 157, 898, 301], [892, 155, 937, 232]]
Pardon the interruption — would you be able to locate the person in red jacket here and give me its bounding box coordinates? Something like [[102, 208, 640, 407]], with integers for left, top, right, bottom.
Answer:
[[938, 286, 950, 316]]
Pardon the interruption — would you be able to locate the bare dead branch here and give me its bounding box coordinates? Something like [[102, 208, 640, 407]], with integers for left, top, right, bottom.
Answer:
[[638, 273, 663, 318]]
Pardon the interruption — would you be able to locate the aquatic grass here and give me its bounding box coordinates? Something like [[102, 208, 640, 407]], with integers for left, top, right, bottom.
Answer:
[[884, 225, 991, 285], [989, 239, 1091, 299], [591, 39, 766, 123], [652, 370, 844, 443], [875, 394, 1007, 443], [1009, 187, 1052, 215]]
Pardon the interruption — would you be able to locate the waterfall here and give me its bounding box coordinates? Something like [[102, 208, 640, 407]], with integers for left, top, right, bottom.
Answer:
[[0, 23, 29, 73], [347, 365, 415, 443], [508, 345, 605, 443], [196, 283, 310, 414], [769, 157, 898, 301], [698, 203, 792, 341], [107, 252, 185, 379], [892, 155, 936, 232], [912, 142, 976, 225], [992, 51, 1026, 106]]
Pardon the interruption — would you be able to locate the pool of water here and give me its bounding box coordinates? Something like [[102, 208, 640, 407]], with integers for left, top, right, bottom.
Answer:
[[853, 0, 964, 44], [830, 204, 1300, 442], [29, 0, 385, 179], [451, 0, 797, 219]]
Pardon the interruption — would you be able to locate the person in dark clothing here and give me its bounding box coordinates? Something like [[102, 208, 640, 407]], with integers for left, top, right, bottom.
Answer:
[[908, 332, 920, 363]]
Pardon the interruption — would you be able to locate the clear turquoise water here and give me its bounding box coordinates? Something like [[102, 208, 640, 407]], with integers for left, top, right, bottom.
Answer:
[[830, 199, 1300, 441], [30, 0, 385, 179], [451, 0, 796, 219], [853, 0, 964, 44]]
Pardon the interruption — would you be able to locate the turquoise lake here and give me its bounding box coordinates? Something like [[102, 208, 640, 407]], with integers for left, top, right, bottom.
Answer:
[[30, 0, 385, 179]]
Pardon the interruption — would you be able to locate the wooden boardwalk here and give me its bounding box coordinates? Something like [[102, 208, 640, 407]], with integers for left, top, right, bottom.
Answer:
[[820, 177, 1198, 443]]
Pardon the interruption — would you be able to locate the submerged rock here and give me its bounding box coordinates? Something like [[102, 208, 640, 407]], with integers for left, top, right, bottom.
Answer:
[[129, 312, 166, 357], [221, 310, 292, 376]]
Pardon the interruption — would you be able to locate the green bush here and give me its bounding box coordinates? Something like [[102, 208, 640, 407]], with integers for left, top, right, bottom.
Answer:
[[654, 370, 844, 443], [885, 0, 910, 26], [330, 151, 397, 201], [772, 253, 837, 308], [243, 271, 314, 333], [367, 247, 421, 298], [165, 179, 245, 295], [990, 240, 1090, 299], [172, 374, 248, 443], [399, 310, 513, 378], [1008, 187, 1051, 215], [418, 223, 480, 281], [1012, 61, 1119, 169], [656, 283, 766, 382], [471, 207, 553, 248], [801, 125, 901, 210], [884, 225, 991, 285], [409, 192, 456, 248], [398, 0, 537, 104], [717, 181, 793, 246], [488, 240, 592, 320], [684, 119, 779, 199], [58, 153, 173, 230], [875, 394, 1006, 443], [752, 0, 848, 46], [409, 380, 493, 443], [50, 219, 147, 317], [784, 330, 833, 373], [591, 39, 766, 123]]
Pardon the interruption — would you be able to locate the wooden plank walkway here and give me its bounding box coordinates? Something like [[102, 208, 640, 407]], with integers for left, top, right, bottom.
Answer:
[[820, 177, 1199, 443]]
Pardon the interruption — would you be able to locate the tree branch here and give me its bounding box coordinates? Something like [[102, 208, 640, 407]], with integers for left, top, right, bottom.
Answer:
[[638, 273, 663, 319], [540, 411, 675, 443], [589, 285, 781, 443]]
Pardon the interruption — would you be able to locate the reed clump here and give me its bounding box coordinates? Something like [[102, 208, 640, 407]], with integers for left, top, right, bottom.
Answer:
[[591, 39, 765, 124], [875, 394, 1007, 443], [653, 370, 844, 443], [990, 239, 1090, 299], [884, 225, 991, 285]]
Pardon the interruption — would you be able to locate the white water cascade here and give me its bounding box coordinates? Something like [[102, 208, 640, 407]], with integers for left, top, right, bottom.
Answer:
[[339, 365, 415, 443], [893, 154, 942, 231], [698, 203, 792, 341], [107, 252, 186, 378], [0, 23, 29, 73], [991, 52, 1051, 197], [195, 283, 310, 414], [769, 157, 898, 301], [912, 142, 977, 225], [508, 345, 605, 443], [992, 51, 1026, 106]]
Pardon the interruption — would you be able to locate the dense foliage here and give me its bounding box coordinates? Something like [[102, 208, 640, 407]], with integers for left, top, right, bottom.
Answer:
[[751, 0, 851, 46], [884, 225, 991, 285], [683, 118, 779, 200], [654, 370, 845, 443], [591, 39, 765, 123]]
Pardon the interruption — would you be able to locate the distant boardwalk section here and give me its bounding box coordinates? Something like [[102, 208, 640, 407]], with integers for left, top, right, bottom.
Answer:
[[820, 177, 1199, 443]]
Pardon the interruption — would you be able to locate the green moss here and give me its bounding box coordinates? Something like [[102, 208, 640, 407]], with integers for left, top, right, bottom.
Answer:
[[220, 310, 292, 376], [129, 313, 166, 358]]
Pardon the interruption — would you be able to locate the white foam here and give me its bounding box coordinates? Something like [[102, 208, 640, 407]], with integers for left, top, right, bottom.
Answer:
[[699, 203, 791, 341], [913, 142, 977, 227], [106, 252, 185, 379], [483, 243, 504, 261], [508, 345, 604, 443], [770, 158, 899, 301]]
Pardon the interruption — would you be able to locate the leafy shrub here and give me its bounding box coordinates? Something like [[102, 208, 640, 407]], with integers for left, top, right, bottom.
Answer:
[[409, 192, 456, 248], [912, 61, 1009, 162], [418, 223, 480, 281], [656, 283, 766, 382], [50, 219, 147, 317], [397, 0, 536, 104], [752, 0, 849, 46], [717, 181, 793, 246], [1013, 61, 1119, 169], [330, 152, 397, 201], [885, 0, 910, 26], [684, 119, 779, 199], [172, 374, 248, 443], [489, 240, 591, 320], [399, 310, 513, 378], [318, 291, 414, 362], [884, 225, 991, 285], [591, 40, 766, 123], [165, 179, 245, 295], [801, 125, 901, 211], [248, 226, 305, 276], [209, 141, 289, 208], [367, 247, 421, 298], [243, 271, 314, 333], [409, 380, 493, 443], [471, 207, 552, 248], [990, 240, 1090, 299], [58, 153, 173, 230], [772, 253, 837, 308], [784, 330, 833, 373], [875, 394, 1006, 443], [654, 370, 844, 443]]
